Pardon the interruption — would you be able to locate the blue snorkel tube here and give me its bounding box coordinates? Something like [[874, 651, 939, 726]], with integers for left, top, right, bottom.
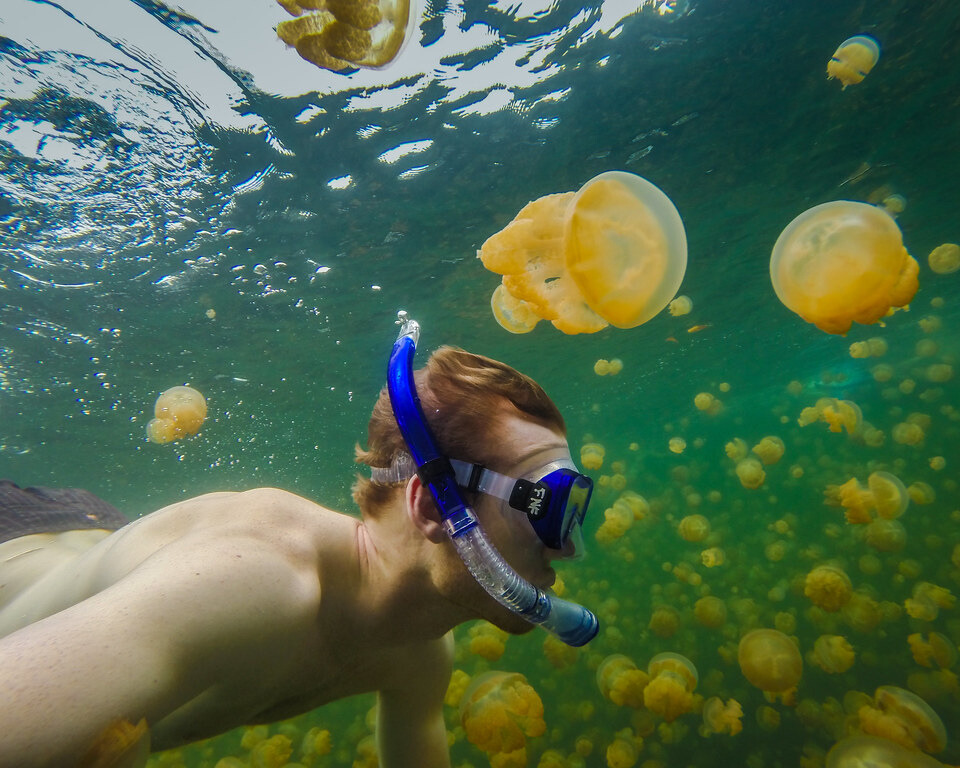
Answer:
[[387, 311, 598, 647]]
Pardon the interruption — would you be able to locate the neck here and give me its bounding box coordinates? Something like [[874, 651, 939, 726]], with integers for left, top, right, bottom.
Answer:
[[343, 511, 472, 645]]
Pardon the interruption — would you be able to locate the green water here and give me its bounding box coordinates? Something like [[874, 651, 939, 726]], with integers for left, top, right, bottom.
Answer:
[[2, 0, 959, 765]]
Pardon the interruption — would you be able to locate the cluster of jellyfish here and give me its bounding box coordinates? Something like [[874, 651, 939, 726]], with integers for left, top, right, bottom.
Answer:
[[137, 31, 960, 768]]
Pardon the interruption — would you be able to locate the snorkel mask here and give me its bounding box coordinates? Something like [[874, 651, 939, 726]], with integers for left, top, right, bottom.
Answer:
[[383, 311, 599, 646]]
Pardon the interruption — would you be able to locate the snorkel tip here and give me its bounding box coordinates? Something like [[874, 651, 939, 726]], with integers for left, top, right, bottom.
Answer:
[[395, 309, 420, 343]]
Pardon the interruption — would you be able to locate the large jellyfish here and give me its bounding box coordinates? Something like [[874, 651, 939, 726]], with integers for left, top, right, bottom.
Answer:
[[857, 686, 947, 754], [146, 385, 207, 443], [769, 201, 919, 334], [479, 172, 687, 334], [276, 0, 417, 72]]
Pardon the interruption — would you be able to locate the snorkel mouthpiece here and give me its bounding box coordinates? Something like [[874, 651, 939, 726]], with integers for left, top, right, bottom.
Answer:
[[386, 311, 598, 646]]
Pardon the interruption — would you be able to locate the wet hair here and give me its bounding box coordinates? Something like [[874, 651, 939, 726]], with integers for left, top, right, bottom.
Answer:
[[353, 345, 565, 515]]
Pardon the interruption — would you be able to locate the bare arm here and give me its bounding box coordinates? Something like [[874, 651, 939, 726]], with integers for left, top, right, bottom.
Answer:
[[376, 632, 454, 768], [0, 530, 320, 767]]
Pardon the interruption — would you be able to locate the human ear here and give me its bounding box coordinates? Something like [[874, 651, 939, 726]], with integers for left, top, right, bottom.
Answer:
[[405, 475, 447, 543]]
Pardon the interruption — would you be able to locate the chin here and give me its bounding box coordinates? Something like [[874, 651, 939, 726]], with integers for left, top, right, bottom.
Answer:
[[481, 601, 539, 635]]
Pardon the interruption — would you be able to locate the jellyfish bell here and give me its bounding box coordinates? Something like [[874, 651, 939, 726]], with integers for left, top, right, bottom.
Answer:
[[769, 201, 919, 335], [827, 35, 881, 89], [564, 171, 687, 329], [927, 243, 960, 275], [827, 735, 949, 768], [738, 629, 803, 693], [459, 671, 546, 759], [147, 385, 207, 444], [867, 471, 909, 519], [858, 686, 947, 754]]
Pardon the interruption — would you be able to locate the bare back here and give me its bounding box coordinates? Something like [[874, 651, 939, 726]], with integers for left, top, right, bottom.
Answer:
[[0, 488, 452, 763]]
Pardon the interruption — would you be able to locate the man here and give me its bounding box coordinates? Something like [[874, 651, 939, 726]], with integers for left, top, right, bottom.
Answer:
[[0, 344, 592, 768]]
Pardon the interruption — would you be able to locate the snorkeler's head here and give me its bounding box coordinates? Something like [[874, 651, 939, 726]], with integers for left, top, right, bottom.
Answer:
[[354, 345, 566, 516]]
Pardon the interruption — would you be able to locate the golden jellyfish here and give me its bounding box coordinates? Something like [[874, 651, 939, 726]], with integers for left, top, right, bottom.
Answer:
[[699, 698, 743, 737], [928, 243, 960, 275], [468, 622, 509, 661], [80, 718, 149, 768], [694, 596, 727, 629], [678, 514, 710, 542], [580, 442, 605, 470], [908, 633, 958, 670], [892, 421, 924, 445], [907, 481, 936, 505], [867, 471, 909, 519], [700, 547, 726, 568], [693, 392, 715, 412], [925, 363, 953, 383], [146, 385, 207, 444], [648, 606, 680, 639], [644, 653, 698, 722], [459, 671, 546, 766], [738, 629, 803, 693], [805, 565, 853, 612], [826, 35, 881, 89], [724, 437, 748, 460], [811, 635, 856, 674], [668, 295, 693, 316], [905, 582, 956, 622], [865, 518, 906, 552], [880, 194, 906, 216], [276, 0, 416, 72], [608, 358, 624, 375], [826, 735, 949, 768], [479, 171, 687, 334], [606, 730, 640, 768], [668, 436, 686, 454], [752, 436, 785, 465], [928, 456, 945, 471], [735, 458, 765, 489], [769, 201, 918, 335], [597, 655, 650, 708], [857, 686, 947, 754]]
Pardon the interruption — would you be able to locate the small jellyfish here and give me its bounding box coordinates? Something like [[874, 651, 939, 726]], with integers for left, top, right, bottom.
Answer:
[[580, 442, 605, 470], [724, 437, 748, 461], [826, 35, 881, 89], [606, 730, 640, 768], [865, 518, 906, 552], [867, 471, 909, 519], [648, 606, 680, 638], [468, 622, 509, 661], [146, 385, 207, 444], [693, 392, 715, 411], [694, 596, 727, 628], [857, 686, 947, 754], [804, 565, 853, 612], [276, 0, 417, 72], [608, 358, 624, 375], [700, 698, 743, 736], [644, 653, 698, 722], [735, 458, 765, 489], [460, 671, 546, 765], [770, 201, 919, 335], [700, 547, 726, 568], [880, 194, 906, 217], [738, 629, 803, 693], [810, 635, 856, 674], [668, 436, 686, 454], [668, 295, 693, 316], [908, 632, 959, 670], [597, 655, 649, 708], [927, 243, 960, 275], [751, 436, 785, 465], [594, 358, 612, 376], [678, 514, 710, 542]]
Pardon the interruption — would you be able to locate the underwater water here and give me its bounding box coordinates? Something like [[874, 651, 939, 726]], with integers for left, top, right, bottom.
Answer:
[[2, 0, 959, 764]]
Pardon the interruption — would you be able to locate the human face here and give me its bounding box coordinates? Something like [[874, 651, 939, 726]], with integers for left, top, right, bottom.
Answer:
[[472, 413, 574, 591]]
